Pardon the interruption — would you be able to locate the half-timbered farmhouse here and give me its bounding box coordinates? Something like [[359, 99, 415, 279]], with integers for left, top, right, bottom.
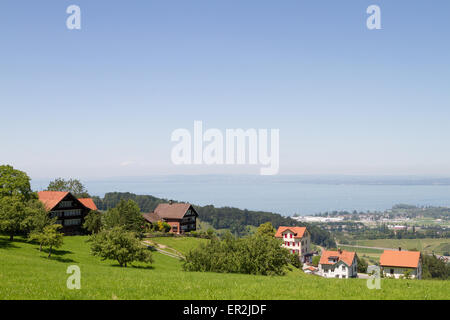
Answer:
[[38, 191, 98, 235], [142, 202, 198, 234]]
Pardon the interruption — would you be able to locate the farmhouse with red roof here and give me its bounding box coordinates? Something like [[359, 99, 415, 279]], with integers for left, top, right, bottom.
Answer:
[[380, 249, 422, 279], [38, 191, 98, 235], [275, 226, 312, 263], [143, 201, 198, 234], [318, 249, 358, 279]]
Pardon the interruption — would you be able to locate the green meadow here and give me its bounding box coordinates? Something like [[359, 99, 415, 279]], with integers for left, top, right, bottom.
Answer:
[[0, 235, 449, 300]]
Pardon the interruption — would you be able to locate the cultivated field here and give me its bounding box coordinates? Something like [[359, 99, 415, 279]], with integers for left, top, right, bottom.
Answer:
[[351, 238, 450, 255], [1, 235, 449, 300]]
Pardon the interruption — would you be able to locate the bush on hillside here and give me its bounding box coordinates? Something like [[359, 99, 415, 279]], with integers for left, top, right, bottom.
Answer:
[[90, 226, 153, 267], [183, 231, 291, 276]]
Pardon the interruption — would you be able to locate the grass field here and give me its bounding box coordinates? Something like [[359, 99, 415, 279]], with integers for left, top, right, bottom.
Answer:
[[351, 238, 450, 255], [339, 245, 383, 265], [148, 237, 208, 255], [1, 235, 449, 300]]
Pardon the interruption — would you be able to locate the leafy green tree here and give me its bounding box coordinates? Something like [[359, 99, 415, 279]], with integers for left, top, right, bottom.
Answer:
[[422, 254, 449, 280], [0, 196, 28, 241], [83, 210, 102, 234], [256, 222, 276, 237], [101, 199, 145, 234], [184, 224, 291, 276], [312, 255, 321, 267], [29, 224, 64, 257], [47, 178, 90, 198], [357, 255, 368, 273], [0, 165, 35, 201], [90, 227, 153, 267], [26, 199, 55, 234]]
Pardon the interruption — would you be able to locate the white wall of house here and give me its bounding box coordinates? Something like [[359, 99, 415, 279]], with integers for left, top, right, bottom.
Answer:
[[318, 258, 358, 279], [382, 263, 422, 279], [281, 230, 311, 261]]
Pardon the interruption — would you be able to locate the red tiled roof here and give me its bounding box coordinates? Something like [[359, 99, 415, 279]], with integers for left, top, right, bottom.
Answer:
[[380, 250, 421, 268], [275, 226, 307, 239], [153, 203, 194, 219], [319, 250, 356, 267], [38, 191, 69, 211], [78, 198, 98, 211]]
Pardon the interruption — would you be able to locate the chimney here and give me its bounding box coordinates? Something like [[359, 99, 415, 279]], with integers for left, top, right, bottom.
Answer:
[[399, 247, 402, 251], [338, 248, 342, 254], [169, 200, 173, 205]]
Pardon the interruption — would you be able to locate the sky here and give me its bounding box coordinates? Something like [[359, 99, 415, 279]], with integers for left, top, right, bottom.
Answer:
[[0, 0, 449, 179]]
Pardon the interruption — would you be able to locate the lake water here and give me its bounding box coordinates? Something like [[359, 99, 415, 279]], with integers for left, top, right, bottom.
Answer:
[[32, 175, 450, 216]]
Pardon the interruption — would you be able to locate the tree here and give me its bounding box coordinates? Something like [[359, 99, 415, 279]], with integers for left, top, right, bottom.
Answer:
[[26, 199, 55, 237], [312, 255, 321, 267], [0, 196, 28, 241], [0, 165, 35, 201], [83, 210, 102, 234], [101, 200, 145, 234], [256, 222, 276, 237], [357, 255, 368, 273], [29, 224, 64, 258], [183, 224, 291, 276], [47, 178, 90, 198], [90, 227, 153, 267]]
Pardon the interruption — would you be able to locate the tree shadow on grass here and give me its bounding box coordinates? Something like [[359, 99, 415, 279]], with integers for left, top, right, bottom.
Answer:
[[38, 248, 77, 263], [110, 264, 155, 270], [0, 238, 19, 249]]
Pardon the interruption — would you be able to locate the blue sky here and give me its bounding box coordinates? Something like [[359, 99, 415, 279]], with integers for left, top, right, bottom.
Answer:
[[1, 0, 449, 179]]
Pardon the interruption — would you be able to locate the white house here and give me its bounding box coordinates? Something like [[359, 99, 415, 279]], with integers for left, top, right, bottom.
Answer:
[[318, 249, 358, 279], [275, 226, 312, 263], [380, 249, 422, 279]]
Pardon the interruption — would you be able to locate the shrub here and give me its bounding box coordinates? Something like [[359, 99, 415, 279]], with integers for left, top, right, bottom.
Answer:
[[183, 230, 291, 276], [90, 226, 153, 267]]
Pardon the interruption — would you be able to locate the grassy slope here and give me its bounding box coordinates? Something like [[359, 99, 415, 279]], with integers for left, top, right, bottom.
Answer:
[[0, 236, 449, 300], [353, 238, 450, 255], [149, 237, 209, 255]]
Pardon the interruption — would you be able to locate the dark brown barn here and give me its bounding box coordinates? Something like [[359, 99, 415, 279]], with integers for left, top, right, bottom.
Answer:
[[38, 191, 98, 235], [143, 202, 198, 234]]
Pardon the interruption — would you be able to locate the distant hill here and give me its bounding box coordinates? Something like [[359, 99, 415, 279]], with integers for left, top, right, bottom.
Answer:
[[92, 192, 336, 248]]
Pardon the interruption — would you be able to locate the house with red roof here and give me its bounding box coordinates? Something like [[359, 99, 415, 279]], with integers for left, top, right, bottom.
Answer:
[[318, 249, 358, 279], [380, 249, 422, 279], [275, 226, 312, 263], [38, 191, 98, 235], [142, 201, 198, 234]]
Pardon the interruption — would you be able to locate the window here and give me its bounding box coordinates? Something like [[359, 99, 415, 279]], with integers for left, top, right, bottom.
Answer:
[[64, 219, 81, 226], [390, 269, 394, 274], [290, 234, 292, 238], [59, 201, 73, 208], [64, 209, 82, 217]]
